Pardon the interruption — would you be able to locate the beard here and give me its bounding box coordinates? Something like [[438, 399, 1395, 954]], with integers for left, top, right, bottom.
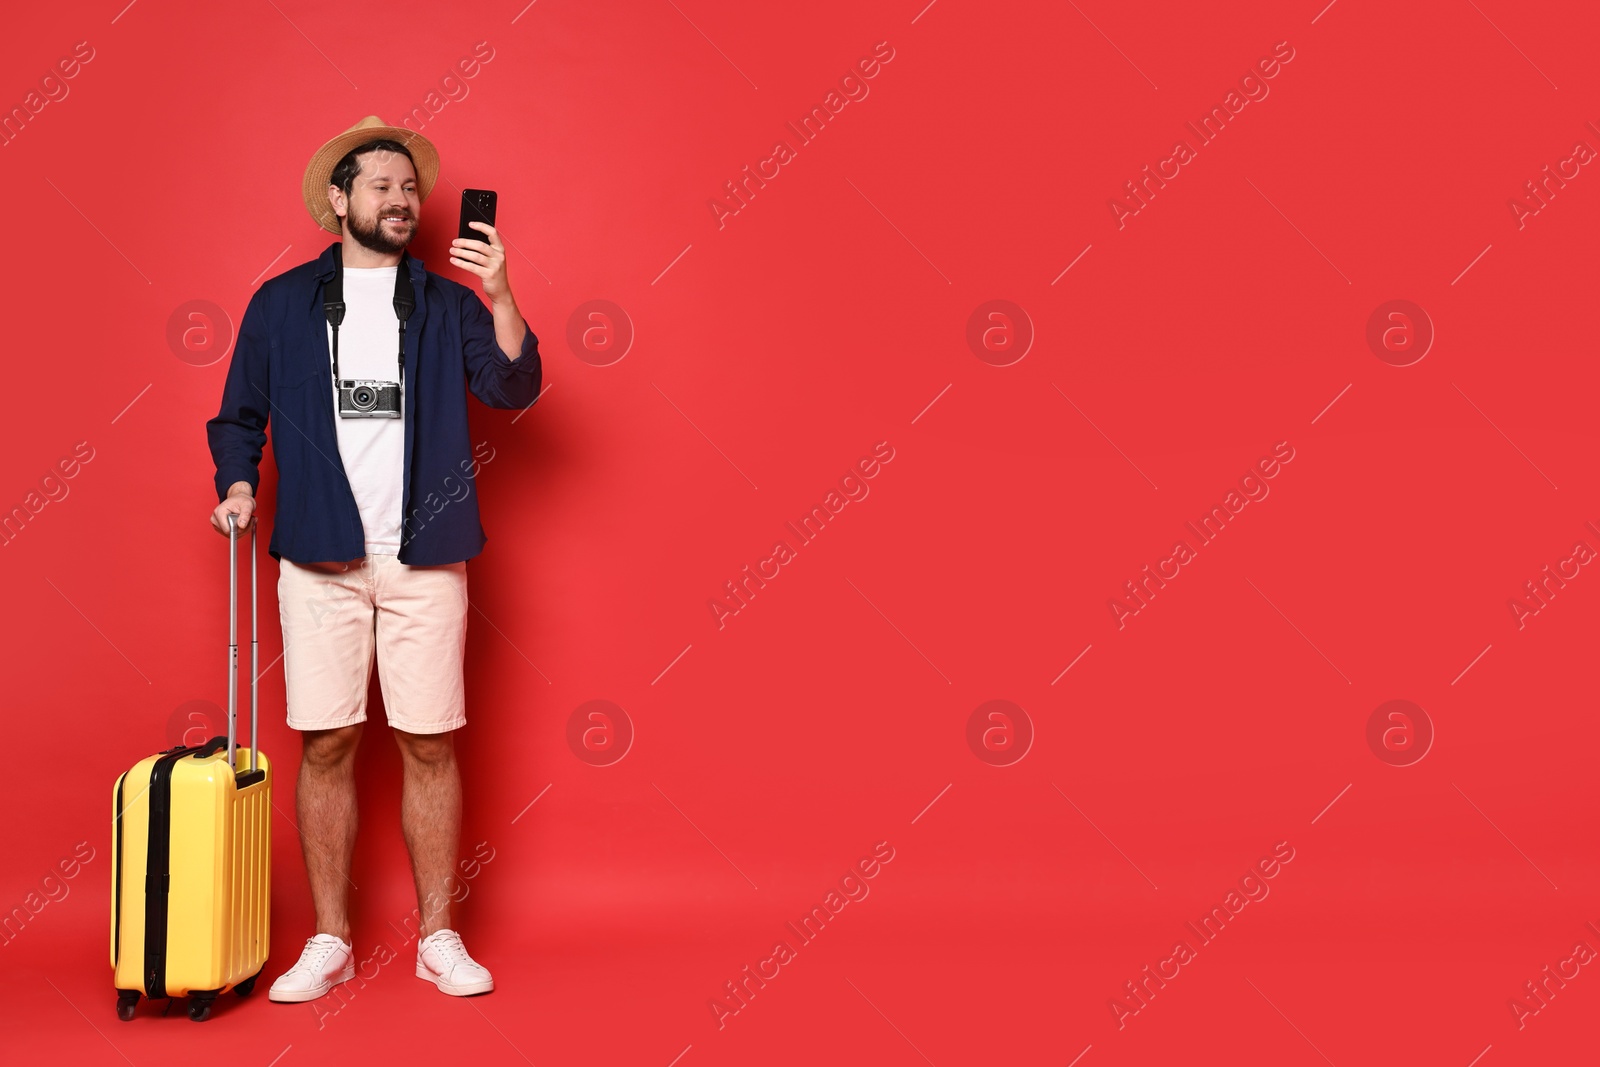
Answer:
[[345, 201, 414, 255]]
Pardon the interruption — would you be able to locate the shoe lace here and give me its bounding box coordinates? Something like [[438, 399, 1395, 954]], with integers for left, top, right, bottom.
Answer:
[[293, 937, 337, 974], [428, 930, 469, 970]]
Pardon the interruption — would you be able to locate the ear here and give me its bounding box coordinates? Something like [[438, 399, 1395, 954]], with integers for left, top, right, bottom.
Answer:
[[326, 183, 346, 225]]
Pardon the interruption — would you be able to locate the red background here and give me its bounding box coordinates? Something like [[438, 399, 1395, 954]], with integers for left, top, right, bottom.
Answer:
[[3, 1, 1598, 1063]]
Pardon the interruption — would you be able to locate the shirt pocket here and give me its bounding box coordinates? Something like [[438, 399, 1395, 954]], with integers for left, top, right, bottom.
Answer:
[[273, 342, 325, 391]]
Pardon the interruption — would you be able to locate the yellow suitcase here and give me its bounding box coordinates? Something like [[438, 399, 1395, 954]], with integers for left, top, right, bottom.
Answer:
[[112, 514, 271, 1021]]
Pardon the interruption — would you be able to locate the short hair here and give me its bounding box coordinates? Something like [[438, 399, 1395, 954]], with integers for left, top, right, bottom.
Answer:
[[329, 139, 417, 200]]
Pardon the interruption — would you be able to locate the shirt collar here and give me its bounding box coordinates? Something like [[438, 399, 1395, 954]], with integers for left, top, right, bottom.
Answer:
[[311, 240, 427, 288]]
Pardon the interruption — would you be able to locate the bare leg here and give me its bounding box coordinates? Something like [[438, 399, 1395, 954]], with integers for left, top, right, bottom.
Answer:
[[296, 724, 363, 943], [395, 728, 461, 938]]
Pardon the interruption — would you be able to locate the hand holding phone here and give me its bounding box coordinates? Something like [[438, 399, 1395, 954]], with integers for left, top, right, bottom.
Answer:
[[451, 188, 512, 303]]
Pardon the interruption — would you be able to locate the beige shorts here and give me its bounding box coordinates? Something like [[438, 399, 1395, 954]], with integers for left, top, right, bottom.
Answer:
[[278, 553, 468, 734]]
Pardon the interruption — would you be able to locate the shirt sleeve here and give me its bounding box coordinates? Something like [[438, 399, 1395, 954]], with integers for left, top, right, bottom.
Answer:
[[205, 287, 272, 502], [461, 288, 542, 410]]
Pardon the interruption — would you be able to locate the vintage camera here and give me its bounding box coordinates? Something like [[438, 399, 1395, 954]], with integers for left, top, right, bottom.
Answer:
[[338, 379, 401, 418]]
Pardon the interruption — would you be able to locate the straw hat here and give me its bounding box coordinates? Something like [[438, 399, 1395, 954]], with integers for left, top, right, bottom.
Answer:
[[302, 115, 440, 235]]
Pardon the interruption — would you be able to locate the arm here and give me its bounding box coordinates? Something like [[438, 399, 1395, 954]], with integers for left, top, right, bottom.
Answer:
[[453, 221, 542, 410], [462, 288, 542, 410], [492, 297, 527, 363], [205, 288, 271, 508]]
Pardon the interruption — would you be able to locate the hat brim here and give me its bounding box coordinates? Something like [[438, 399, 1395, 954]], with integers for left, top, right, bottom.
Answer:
[[302, 124, 440, 235]]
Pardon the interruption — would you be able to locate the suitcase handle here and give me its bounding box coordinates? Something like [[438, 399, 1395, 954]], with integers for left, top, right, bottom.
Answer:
[[188, 736, 230, 760], [226, 513, 258, 775]]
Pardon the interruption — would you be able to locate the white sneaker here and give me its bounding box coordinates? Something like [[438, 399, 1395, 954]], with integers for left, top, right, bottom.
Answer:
[[415, 929, 494, 996], [268, 933, 355, 1003]]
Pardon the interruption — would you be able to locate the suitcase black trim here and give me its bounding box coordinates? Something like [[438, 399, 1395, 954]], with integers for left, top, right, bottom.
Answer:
[[142, 747, 195, 999], [115, 747, 185, 971], [113, 771, 128, 967]]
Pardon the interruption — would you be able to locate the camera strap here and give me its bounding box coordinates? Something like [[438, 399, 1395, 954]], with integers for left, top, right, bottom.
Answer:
[[322, 244, 417, 389]]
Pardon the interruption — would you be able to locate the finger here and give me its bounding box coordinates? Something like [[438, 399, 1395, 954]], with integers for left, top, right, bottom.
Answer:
[[474, 222, 503, 248]]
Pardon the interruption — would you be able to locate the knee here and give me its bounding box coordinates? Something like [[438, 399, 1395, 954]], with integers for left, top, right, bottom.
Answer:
[[394, 728, 455, 768], [302, 724, 362, 770]]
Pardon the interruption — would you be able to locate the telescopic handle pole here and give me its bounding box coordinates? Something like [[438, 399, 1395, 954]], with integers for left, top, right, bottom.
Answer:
[[225, 513, 259, 774]]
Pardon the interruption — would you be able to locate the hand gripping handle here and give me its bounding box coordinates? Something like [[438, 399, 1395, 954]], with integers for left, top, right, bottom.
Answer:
[[226, 513, 258, 774]]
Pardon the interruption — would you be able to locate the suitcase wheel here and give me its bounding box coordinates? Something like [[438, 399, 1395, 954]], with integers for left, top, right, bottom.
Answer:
[[116, 992, 139, 1022], [236, 972, 259, 997], [187, 996, 214, 1022]]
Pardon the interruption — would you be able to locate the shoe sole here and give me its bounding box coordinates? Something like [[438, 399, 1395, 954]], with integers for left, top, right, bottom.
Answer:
[[268, 962, 356, 1003], [415, 960, 494, 996]]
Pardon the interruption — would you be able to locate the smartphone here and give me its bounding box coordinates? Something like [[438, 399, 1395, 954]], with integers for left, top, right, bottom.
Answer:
[[458, 188, 498, 245]]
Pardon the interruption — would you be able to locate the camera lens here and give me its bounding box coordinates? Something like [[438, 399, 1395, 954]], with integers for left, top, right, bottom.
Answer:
[[352, 386, 375, 409]]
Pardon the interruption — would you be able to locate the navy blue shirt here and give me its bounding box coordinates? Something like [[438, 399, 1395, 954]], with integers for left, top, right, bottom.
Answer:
[[206, 241, 541, 565]]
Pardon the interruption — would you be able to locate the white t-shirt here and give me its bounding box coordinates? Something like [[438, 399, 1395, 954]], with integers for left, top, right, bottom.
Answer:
[[328, 265, 405, 555]]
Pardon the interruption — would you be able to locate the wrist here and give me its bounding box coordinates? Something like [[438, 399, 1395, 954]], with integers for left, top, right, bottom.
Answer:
[[226, 481, 253, 498]]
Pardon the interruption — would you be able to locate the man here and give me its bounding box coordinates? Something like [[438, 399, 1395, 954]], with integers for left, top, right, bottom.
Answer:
[[205, 116, 540, 1002]]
